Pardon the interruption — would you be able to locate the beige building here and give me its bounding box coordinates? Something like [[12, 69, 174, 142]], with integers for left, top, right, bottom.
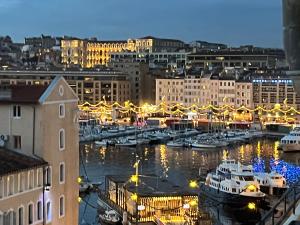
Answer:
[[155, 78, 184, 106], [0, 70, 131, 105], [156, 74, 253, 109], [0, 76, 79, 225], [109, 61, 155, 105]]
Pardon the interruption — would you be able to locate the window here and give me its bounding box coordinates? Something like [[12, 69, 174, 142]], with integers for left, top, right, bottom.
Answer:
[[28, 170, 34, 189], [59, 163, 65, 184], [13, 105, 21, 118], [0, 178, 3, 199], [59, 129, 65, 150], [13, 136, 22, 149], [45, 167, 52, 187], [37, 201, 42, 221], [59, 196, 65, 218], [37, 169, 42, 187], [46, 201, 51, 223], [59, 104, 65, 118], [18, 206, 24, 225], [28, 203, 33, 225], [0, 212, 3, 225], [5, 211, 15, 225], [7, 175, 14, 196]]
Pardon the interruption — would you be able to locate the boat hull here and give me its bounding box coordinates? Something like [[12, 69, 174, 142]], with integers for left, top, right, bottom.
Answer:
[[200, 183, 264, 207], [282, 144, 300, 152]]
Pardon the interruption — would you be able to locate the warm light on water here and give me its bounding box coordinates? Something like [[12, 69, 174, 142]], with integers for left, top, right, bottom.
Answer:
[[79, 138, 300, 224]]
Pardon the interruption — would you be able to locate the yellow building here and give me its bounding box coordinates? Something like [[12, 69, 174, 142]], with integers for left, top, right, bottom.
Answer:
[[61, 38, 87, 67], [86, 40, 134, 67], [61, 36, 186, 68]]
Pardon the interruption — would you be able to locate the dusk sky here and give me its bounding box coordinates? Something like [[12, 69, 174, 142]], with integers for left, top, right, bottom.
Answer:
[[0, 0, 283, 47]]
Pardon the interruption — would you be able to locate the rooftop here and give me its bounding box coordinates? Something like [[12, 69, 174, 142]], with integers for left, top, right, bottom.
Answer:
[[106, 174, 197, 197], [0, 84, 48, 104], [0, 148, 47, 176]]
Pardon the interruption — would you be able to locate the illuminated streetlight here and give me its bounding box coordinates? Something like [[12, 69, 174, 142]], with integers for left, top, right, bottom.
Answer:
[[189, 180, 198, 189]]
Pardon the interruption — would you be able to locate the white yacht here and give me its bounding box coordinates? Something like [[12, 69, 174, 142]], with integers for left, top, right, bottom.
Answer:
[[254, 172, 288, 195], [216, 159, 253, 178], [280, 126, 300, 152], [201, 170, 265, 206], [217, 159, 289, 195]]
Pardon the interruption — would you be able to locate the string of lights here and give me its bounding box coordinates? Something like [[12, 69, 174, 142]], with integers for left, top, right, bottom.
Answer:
[[78, 101, 300, 116]]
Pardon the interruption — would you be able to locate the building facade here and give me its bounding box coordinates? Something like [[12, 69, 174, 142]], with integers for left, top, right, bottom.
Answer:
[[61, 36, 186, 68], [0, 76, 79, 225], [108, 61, 155, 105], [187, 48, 285, 70], [0, 70, 131, 104], [156, 74, 253, 109], [252, 75, 300, 109]]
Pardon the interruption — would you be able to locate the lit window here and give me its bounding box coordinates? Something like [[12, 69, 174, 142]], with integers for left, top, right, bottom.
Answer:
[[59, 196, 65, 218], [13, 136, 22, 149], [37, 201, 42, 221], [59, 129, 65, 150], [46, 201, 51, 223], [59, 104, 65, 118], [13, 105, 21, 118], [28, 203, 33, 224], [18, 206, 24, 225], [59, 163, 65, 184]]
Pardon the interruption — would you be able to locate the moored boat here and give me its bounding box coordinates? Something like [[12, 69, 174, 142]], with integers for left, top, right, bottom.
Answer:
[[280, 126, 300, 152]]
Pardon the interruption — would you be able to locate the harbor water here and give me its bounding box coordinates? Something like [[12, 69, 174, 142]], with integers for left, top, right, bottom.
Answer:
[[79, 138, 300, 225]]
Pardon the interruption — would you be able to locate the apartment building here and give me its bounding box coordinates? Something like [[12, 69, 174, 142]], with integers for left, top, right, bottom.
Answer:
[[110, 51, 189, 69], [156, 74, 253, 109], [187, 48, 285, 70], [155, 78, 184, 107], [108, 61, 156, 105], [252, 75, 300, 109], [0, 70, 130, 104], [0, 76, 79, 224]]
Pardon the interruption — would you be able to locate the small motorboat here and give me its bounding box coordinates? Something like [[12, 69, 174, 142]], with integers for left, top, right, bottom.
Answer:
[[115, 138, 137, 147], [99, 210, 120, 225], [95, 140, 108, 146]]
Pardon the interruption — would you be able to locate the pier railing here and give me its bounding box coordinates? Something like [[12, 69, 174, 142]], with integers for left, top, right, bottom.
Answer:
[[257, 182, 300, 225]]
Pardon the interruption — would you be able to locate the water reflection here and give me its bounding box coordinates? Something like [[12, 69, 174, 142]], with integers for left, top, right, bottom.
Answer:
[[79, 138, 300, 224], [159, 145, 169, 178]]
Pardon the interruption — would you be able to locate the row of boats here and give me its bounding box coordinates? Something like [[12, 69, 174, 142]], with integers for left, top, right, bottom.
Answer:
[[201, 158, 288, 207], [94, 129, 199, 147], [167, 130, 264, 149]]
